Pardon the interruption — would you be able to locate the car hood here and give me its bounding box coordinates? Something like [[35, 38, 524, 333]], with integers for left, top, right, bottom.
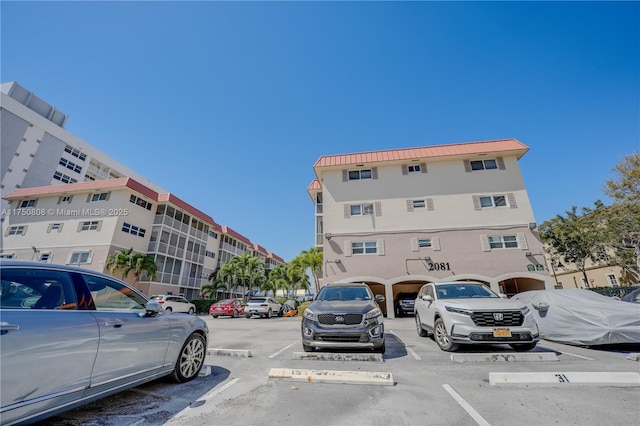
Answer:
[[440, 298, 527, 310], [309, 300, 379, 314]]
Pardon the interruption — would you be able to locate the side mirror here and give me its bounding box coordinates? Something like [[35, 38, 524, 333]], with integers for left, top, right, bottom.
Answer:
[[144, 300, 164, 316], [421, 295, 434, 303], [498, 293, 508, 299], [375, 294, 385, 303]]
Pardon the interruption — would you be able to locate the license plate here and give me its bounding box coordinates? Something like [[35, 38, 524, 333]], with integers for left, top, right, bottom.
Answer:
[[493, 329, 512, 337]]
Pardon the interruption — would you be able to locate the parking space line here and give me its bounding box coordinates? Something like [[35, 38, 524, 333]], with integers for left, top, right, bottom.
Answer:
[[442, 384, 491, 426], [556, 351, 595, 361], [387, 330, 422, 360], [269, 341, 297, 359], [172, 378, 240, 418]]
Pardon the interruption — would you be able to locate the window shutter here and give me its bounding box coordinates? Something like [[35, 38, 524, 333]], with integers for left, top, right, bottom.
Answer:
[[517, 233, 528, 250], [497, 157, 506, 170], [420, 163, 427, 173], [344, 204, 351, 218], [342, 170, 348, 182], [410, 237, 418, 252], [87, 252, 94, 263], [344, 241, 352, 257], [57, 197, 61, 205], [377, 239, 385, 255], [374, 201, 382, 216], [96, 221, 103, 231], [105, 192, 111, 201], [464, 160, 472, 173], [57, 223, 64, 232], [47, 224, 53, 233], [432, 237, 441, 251], [480, 234, 491, 252], [507, 193, 518, 208], [86, 194, 92, 202], [401, 165, 408, 175], [406, 200, 414, 212], [473, 195, 481, 210], [426, 198, 434, 211], [77, 222, 84, 232], [371, 167, 378, 180]]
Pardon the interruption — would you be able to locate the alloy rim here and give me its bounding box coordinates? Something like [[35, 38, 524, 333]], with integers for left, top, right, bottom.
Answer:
[[179, 338, 205, 378]]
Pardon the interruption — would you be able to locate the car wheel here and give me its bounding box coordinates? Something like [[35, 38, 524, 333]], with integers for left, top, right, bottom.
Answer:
[[509, 342, 537, 351], [245, 314, 251, 319], [232, 310, 238, 318], [302, 343, 313, 352], [171, 333, 206, 383], [165, 307, 172, 312], [415, 313, 428, 337], [434, 318, 458, 352], [374, 340, 386, 354], [211, 315, 218, 319], [267, 309, 272, 318], [188, 307, 195, 315]]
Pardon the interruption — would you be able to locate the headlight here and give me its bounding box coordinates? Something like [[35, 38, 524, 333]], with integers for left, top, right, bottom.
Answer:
[[364, 307, 382, 320], [445, 306, 473, 315], [303, 308, 317, 321]]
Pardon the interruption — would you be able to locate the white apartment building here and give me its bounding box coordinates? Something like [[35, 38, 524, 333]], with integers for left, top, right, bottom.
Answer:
[[1, 81, 284, 298], [308, 139, 554, 318]]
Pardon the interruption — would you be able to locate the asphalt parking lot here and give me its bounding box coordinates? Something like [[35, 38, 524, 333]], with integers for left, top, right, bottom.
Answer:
[[41, 314, 640, 426]]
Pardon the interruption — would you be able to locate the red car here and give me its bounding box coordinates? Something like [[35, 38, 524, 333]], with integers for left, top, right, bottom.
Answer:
[[209, 298, 245, 318]]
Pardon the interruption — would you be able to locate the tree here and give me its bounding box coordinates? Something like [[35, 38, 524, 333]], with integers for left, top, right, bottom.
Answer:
[[105, 248, 157, 282], [604, 152, 640, 203], [267, 264, 289, 297], [298, 247, 323, 294], [217, 261, 240, 297], [105, 248, 134, 278]]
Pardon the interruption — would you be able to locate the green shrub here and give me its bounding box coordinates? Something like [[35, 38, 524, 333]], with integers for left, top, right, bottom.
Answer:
[[297, 301, 311, 317], [191, 299, 215, 314]]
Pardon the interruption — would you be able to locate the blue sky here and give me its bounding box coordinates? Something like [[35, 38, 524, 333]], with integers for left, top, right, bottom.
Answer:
[[2, 1, 638, 262]]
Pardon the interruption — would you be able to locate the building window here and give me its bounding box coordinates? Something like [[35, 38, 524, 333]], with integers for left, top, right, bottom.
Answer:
[[607, 274, 619, 287], [205, 250, 216, 258], [122, 222, 146, 237], [39, 252, 52, 263], [0, 253, 15, 259], [408, 164, 421, 173], [348, 169, 372, 180], [480, 195, 507, 208], [47, 223, 63, 233], [69, 251, 92, 264], [64, 145, 87, 161], [412, 200, 426, 209], [19, 199, 36, 208], [470, 159, 497, 171], [80, 221, 100, 231], [7, 226, 26, 236], [58, 195, 73, 204], [90, 192, 108, 202], [352, 241, 378, 255], [418, 238, 432, 248], [129, 194, 153, 210], [350, 203, 374, 216], [53, 171, 78, 183], [59, 158, 82, 173], [488, 235, 518, 249]]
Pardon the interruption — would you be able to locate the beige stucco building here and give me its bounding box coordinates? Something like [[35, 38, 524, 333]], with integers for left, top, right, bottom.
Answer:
[[309, 139, 554, 317]]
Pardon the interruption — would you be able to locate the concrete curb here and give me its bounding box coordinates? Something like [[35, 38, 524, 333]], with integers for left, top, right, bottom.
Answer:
[[207, 348, 252, 358], [451, 352, 559, 363], [627, 353, 640, 361], [269, 368, 394, 386], [490, 371, 640, 386], [292, 352, 383, 362]]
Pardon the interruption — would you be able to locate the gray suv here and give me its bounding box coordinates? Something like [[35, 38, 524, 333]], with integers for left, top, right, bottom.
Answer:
[[301, 283, 385, 353]]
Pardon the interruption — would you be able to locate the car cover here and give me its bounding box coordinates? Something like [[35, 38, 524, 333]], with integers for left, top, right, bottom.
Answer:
[[513, 289, 640, 346]]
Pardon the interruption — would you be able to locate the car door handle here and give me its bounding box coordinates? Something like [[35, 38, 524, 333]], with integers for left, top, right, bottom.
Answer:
[[0, 322, 20, 335], [104, 320, 125, 328]]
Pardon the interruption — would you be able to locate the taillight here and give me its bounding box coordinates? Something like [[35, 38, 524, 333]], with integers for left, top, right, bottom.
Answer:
[[158, 301, 165, 304]]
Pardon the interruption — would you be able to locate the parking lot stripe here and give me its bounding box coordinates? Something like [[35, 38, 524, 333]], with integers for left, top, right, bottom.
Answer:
[[172, 378, 240, 418], [489, 372, 640, 386], [556, 350, 596, 361], [269, 368, 394, 386], [387, 330, 421, 360], [442, 384, 491, 426], [269, 341, 297, 359]]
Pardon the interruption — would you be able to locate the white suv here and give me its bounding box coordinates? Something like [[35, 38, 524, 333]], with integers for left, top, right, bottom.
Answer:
[[150, 295, 196, 314], [414, 282, 539, 352], [245, 297, 282, 318]]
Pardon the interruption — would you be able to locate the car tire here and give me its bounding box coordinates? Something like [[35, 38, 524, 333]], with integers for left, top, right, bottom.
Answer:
[[245, 314, 251, 319], [188, 307, 195, 315], [415, 313, 428, 337], [434, 318, 458, 352], [170, 333, 206, 383], [232, 310, 238, 318], [267, 309, 272, 318], [211, 315, 218, 319], [375, 340, 386, 354], [509, 342, 537, 351], [302, 343, 313, 352], [165, 307, 172, 312]]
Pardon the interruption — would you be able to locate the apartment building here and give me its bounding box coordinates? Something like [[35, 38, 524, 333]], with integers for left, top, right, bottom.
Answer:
[[308, 139, 554, 317], [1, 81, 284, 297]]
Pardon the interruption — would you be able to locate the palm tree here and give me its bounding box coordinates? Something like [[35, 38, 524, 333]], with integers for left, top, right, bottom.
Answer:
[[268, 264, 289, 297], [126, 253, 157, 282], [287, 258, 310, 295], [201, 280, 228, 300], [105, 248, 134, 278], [299, 247, 323, 294], [217, 262, 240, 297]]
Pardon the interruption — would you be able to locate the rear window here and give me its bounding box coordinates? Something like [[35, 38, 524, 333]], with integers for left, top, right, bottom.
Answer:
[[249, 298, 266, 303]]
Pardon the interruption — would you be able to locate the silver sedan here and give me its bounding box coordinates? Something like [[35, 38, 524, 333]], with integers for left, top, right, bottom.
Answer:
[[0, 260, 208, 426]]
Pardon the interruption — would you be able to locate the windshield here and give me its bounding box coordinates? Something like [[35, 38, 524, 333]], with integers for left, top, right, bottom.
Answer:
[[436, 284, 498, 299], [316, 286, 372, 301]]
